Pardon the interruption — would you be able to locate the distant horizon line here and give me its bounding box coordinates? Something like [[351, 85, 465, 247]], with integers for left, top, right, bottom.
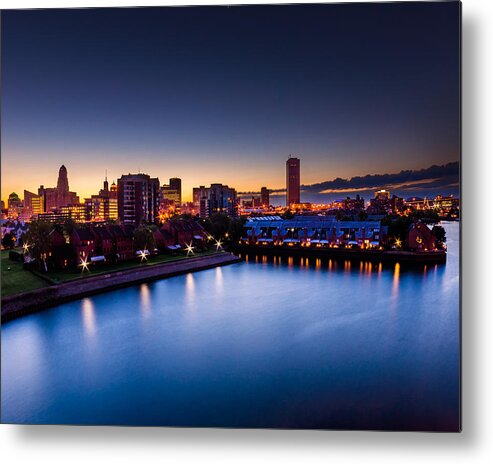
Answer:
[[1, 160, 459, 204]]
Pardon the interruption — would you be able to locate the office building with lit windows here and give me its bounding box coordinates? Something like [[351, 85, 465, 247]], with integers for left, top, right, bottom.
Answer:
[[286, 156, 300, 206]]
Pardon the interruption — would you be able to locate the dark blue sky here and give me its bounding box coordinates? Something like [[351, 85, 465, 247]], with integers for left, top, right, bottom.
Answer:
[[2, 2, 460, 202]]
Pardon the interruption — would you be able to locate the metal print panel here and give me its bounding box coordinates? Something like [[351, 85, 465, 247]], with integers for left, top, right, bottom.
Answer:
[[0, 1, 461, 431]]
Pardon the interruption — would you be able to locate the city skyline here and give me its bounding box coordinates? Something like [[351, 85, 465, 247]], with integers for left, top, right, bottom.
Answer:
[[1, 159, 459, 208], [2, 3, 459, 203]]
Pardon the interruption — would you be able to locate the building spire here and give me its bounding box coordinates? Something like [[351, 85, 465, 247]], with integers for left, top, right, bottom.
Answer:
[[103, 170, 109, 192]]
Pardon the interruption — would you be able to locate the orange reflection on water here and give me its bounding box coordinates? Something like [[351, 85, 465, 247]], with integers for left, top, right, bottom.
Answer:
[[82, 298, 96, 338], [315, 258, 321, 270], [288, 256, 294, 268], [344, 260, 351, 273], [140, 283, 151, 318], [328, 259, 333, 271], [392, 263, 400, 297]]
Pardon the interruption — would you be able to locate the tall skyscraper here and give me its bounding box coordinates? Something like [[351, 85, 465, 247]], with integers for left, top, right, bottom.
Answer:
[[57, 165, 69, 193], [41, 165, 79, 211], [117, 173, 160, 225], [286, 156, 300, 206], [260, 187, 270, 208]]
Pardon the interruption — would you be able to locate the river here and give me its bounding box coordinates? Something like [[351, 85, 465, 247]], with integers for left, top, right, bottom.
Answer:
[[1, 222, 460, 430]]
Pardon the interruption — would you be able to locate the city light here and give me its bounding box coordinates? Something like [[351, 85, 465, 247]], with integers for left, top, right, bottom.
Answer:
[[22, 242, 31, 253], [140, 248, 148, 262], [78, 257, 90, 273], [215, 239, 223, 250], [185, 242, 195, 256]]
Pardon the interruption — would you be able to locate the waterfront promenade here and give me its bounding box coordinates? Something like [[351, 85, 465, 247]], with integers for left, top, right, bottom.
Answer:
[[1, 252, 241, 321]]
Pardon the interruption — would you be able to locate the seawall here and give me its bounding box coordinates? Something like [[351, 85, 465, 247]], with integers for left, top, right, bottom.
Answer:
[[1, 252, 241, 322], [231, 245, 446, 264]]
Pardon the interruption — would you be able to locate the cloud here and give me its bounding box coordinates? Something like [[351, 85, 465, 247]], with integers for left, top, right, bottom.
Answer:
[[240, 162, 459, 199], [302, 162, 459, 194]]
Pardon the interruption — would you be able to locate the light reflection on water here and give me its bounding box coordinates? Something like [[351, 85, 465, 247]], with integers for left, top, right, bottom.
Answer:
[[81, 298, 96, 339], [1, 223, 459, 431], [139, 284, 151, 319]]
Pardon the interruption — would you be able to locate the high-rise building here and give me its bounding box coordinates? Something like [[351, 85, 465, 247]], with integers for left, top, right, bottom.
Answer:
[[7, 192, 22, 219], [40, 165, 79, 211], [169, 178, 182, 205], [260, 187, 270, 208], [193, 186, 210, 209], [161, 185, 180, 206], [87, 175, 118, 222], [117, 173, 160, 225], [23, 190, 44, 218], [286, 156, 300, 206], [194, 183, 238, 218]]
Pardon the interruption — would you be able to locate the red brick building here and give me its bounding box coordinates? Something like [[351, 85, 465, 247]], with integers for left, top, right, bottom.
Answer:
[[161, 219, 206, 247], [153, 228, 175, 252], [407, 222, 436, 251], [70, 227, 96, 263], [91, 225, 114, 258], [107, 225, 135, 261]]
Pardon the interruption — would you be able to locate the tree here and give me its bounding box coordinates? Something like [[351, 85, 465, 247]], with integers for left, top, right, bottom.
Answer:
[[382, 215, 412, 248], [357, 210, 368, 221], [205, 213, 230, 240], [2, 232, 16, 249], [63, 218, 76, 236], [432, 225, 446, 245], [24, 221, 54, 271], [282, 210, 294, 220], [335, 209, 344, 221], [227, 217, 246, 243], [134, 225, 155, 251]]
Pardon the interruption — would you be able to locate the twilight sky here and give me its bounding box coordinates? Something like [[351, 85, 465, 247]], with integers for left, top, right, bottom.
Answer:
[[1, 2, 460, 203]]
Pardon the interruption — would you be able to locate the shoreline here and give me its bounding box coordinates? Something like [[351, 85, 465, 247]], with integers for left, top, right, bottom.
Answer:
[[231, 245, 446, 264], [1, 252, 241, 322]]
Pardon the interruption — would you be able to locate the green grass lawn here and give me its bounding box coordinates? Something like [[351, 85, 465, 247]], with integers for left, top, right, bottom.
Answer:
[[1, 247, 224, 296], [1, 249, 50, 297], [43, 248, 224, 284]]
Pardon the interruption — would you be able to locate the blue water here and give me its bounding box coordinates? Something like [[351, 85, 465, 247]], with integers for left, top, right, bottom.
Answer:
[[1, 222, 460, 430]]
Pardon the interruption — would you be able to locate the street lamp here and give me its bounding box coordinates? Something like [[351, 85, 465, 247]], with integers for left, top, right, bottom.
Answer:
[[79, 257, 90, 273], [185, 242, 195, 256]]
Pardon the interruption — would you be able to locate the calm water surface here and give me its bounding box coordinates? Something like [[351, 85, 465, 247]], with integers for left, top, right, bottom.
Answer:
[[1, 222, 460, 430]]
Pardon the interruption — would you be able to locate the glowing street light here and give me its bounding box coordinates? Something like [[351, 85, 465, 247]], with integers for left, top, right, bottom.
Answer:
[[140, 248, 148, 262], [215, 239, 223, 251], [78, 257, 90, 273], [185, 242, 195, 256], [22, 242, 31, 254], [394, 238, 402, 248]]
